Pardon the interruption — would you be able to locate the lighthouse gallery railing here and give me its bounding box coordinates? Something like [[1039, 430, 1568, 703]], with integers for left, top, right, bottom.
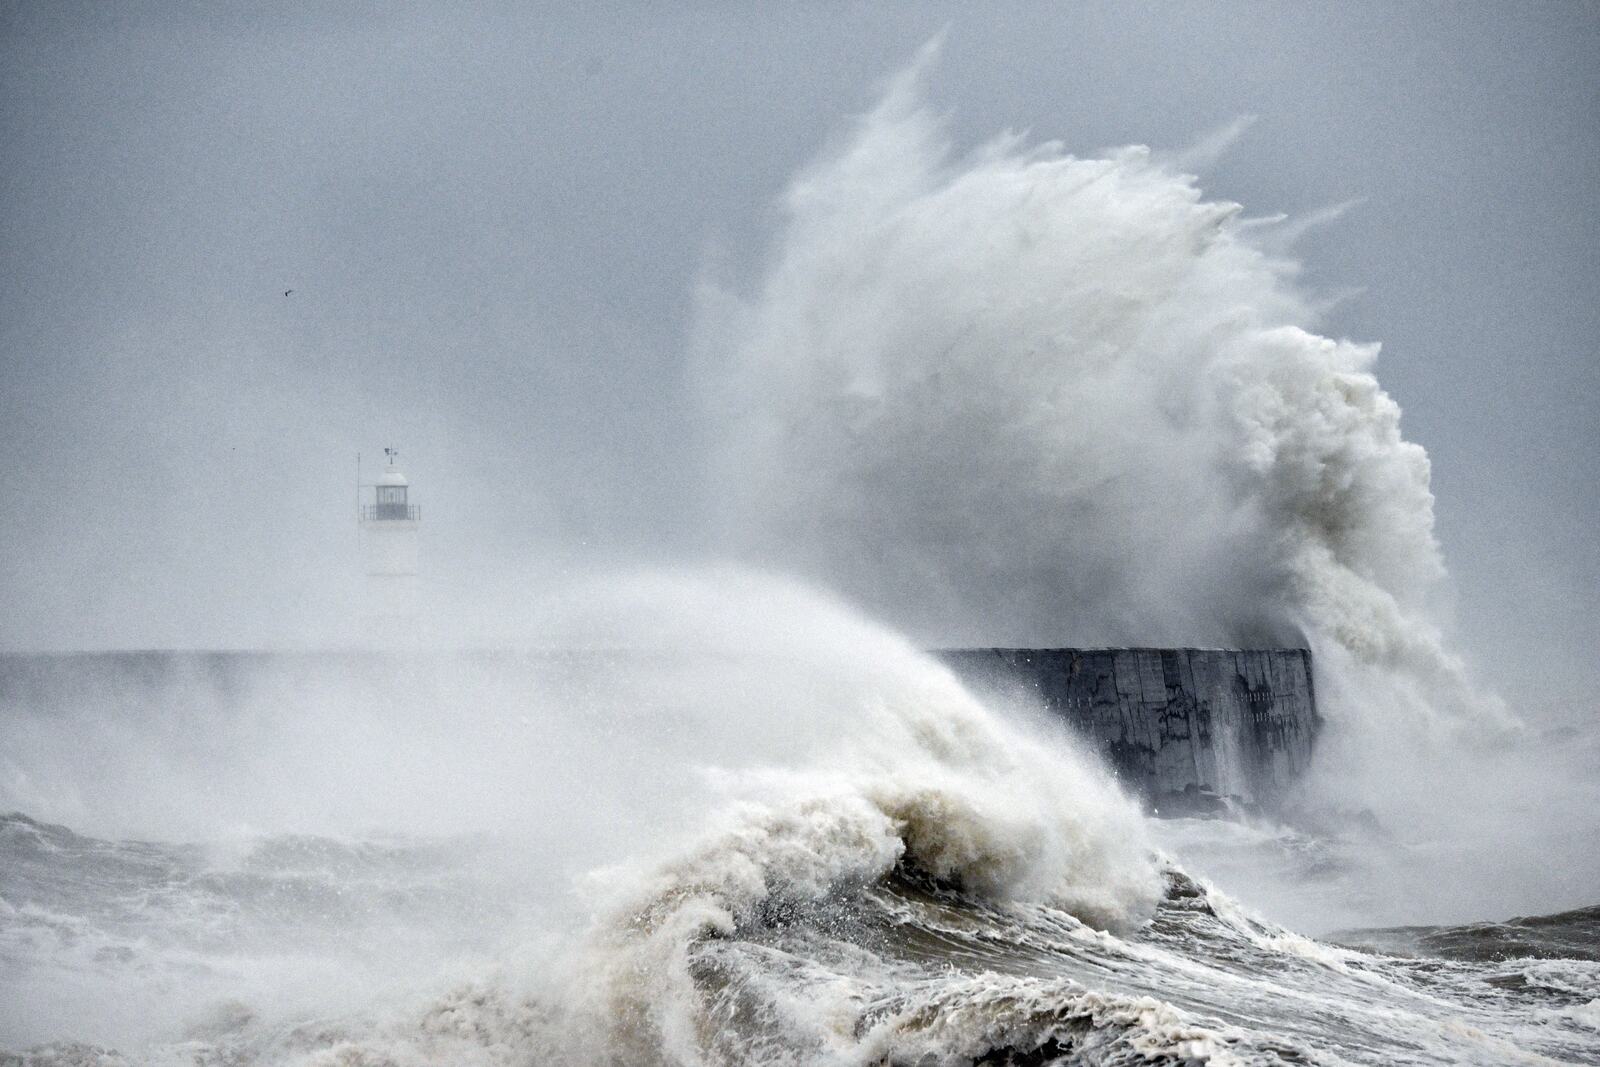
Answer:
[[361, 504, 420, 521]]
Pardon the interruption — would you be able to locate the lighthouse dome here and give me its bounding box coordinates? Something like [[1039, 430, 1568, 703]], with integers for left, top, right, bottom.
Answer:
[[378, 468, 409, 487]]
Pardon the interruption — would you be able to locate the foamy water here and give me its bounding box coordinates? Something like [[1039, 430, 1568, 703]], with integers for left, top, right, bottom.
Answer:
[[2, 583, 1596, 1063]]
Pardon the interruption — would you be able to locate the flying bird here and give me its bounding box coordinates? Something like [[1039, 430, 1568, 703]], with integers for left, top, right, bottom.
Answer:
[[284, 289, 294, 297]]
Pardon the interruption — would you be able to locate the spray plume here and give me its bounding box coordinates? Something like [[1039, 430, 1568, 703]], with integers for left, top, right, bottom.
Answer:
[[697, 48, 1509, 758]]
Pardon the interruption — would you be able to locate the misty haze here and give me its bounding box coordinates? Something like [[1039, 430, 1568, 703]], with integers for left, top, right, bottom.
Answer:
[[2, 5, 1597, 1065]]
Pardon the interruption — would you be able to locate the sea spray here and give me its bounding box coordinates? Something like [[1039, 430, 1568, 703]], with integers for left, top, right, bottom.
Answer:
[[0, 571, 1158, 1054], [696, 49, 1510, 758]]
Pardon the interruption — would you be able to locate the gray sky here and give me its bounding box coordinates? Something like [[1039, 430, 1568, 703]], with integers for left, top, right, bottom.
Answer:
[[1, 3, 1595, 704]]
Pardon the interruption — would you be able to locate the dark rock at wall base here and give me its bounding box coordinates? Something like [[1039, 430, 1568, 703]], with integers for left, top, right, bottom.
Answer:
[[936, 648, 1319, 816], [1152, 783, 1238, 819]]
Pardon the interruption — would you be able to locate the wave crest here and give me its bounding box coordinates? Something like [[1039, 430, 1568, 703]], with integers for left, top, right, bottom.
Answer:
[[697, 54, 1508, 738]]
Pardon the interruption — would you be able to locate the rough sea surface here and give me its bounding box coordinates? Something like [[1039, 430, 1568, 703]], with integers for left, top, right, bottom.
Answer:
[[2, 634, 1597, 1066], [3, 811, 1598, 1065]]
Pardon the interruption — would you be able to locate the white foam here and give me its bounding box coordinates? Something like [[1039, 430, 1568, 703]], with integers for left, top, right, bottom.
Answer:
[[697, 48, 1511, 754]]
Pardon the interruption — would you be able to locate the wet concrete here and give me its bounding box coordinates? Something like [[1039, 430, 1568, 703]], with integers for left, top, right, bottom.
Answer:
[[939, 648, 1319, 814]]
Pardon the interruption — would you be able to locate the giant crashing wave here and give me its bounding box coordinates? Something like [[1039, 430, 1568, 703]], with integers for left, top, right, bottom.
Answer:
[[2, 651, 1594, 1065], [695, 45, 1511, 768], [5, 46, 1587, 1067], [2, 578, 1596, 1065]]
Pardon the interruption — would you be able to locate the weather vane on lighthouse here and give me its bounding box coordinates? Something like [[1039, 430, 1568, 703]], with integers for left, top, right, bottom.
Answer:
[[357, 446, 422, 646]]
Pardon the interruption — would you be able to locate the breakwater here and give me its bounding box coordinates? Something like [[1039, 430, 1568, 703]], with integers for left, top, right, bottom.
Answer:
[[1, 647, 1319, 817], [939, 648, 1319, 814]]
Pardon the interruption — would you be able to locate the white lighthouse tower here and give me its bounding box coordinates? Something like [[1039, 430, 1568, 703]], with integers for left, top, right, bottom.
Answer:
[[359, 447, 421, 646]]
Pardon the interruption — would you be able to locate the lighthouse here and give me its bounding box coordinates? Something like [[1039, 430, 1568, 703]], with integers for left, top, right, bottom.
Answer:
[[359, 447, 421, 646]]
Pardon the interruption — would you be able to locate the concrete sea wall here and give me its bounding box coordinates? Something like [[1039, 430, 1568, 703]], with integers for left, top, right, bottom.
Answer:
[[938, 648, 1319, 814], [1, 647, 1320, 817]]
